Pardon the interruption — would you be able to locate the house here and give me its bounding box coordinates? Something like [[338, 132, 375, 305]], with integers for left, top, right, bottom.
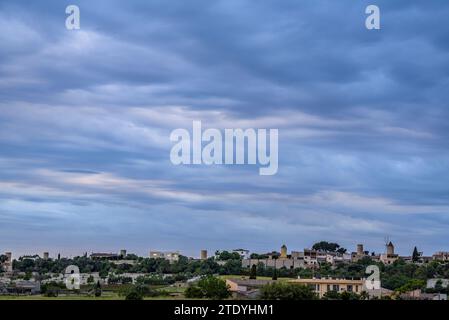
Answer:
[[149, 251, 180, 262], [232, 249, 250, 259], [226, 278, 274, 292], [380, 242, 399, 265], [6, 280, 41, 295], [427, 278, 449, 289], [226, 278, 273, 298], [90, 253, 120, 260], [289, 277, 365, 298], [400, 289, 447, 300], [433, 252, 449, 261]]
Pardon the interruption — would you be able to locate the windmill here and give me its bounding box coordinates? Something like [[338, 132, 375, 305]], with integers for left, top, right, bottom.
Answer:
[[383, 236, 390, 253]]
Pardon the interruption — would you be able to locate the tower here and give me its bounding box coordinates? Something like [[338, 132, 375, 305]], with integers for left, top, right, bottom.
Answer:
[[200, 250, 208, 260], [4, 252, 12, 272], [357, 244, 364, 256], [386, 242, 394, 255], [120, 249, 127, 258], [280, 244, 287, 259], [43, 252, 49, 260]]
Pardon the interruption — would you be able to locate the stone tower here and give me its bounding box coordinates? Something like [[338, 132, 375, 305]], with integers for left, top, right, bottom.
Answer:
[[200, 250, 208, 260], [4, 252, 12, 272], [280, 244, 287, 259], [386, 241, 394, 255], [357, 244, 364, 256]]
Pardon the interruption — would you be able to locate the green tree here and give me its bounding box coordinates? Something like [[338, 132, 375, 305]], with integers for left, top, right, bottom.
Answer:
[[312, 241, 346, 253], [272, 268, 278, 280], [185, 285, 204, 298], [396, 279, 425, 293], [249, 264, 257, 279], [185, 276, 231, 299], [87, 275, 95, 284], [125, 290, 143, 300], [215, 251, 241, 261], [94, 281, 102, 297], [259, 283, 317, 300], [198, 276, 231, 299], [322, 290, 341, 300], [412, 247, 420, 263]]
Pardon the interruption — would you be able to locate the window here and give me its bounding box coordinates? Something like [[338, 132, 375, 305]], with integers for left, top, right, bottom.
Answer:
[[347, 285, 353, 292]]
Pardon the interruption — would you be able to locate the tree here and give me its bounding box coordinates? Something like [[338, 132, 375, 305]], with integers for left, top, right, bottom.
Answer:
[[312, 241, 346, 253], [396, 279, 426, 293], [249, 264, 257, 279], [198, 276, 231, 299], [412, 247, 420, 263], [215, 251, 241, 261], [185, 285, 204, 298], [322, 290, 341, 300], [87, 275, 95, 284], [125, 290, 143, 300], [185, 276, 231, 299], [272, 268, 278, 280], [94, 281, 102, 297], [434, 279, 443, 292], [259, 283, 317, 300]]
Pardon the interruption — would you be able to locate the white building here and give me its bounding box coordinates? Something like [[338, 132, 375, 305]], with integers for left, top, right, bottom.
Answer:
[[149, 251, 180, 262]]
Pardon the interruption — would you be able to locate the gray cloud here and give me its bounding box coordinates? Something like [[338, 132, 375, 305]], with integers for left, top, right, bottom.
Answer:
[[1, 0, 449, 257]]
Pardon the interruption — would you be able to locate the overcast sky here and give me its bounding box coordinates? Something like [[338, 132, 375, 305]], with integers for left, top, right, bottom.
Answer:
[[1, 0, 449, 258]]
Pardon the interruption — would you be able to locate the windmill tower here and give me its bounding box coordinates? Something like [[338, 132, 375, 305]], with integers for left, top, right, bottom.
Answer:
[[384, 236, 394, 255]]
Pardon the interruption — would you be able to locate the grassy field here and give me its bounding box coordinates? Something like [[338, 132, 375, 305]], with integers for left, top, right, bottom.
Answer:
[[0, 294, 184, 300], [0, 293, 122, 300], [0, 286, 186, 300]]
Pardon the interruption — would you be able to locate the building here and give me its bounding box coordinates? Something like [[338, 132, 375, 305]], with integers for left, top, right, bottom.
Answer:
[[433, 252, 449, 261], [226, 278, 273, 292], [280, 245, 287, 258], [200, 250, 208, 260], [427, 278, 449, 289], [380, 242, 399, 265], [6, 280, 41, 295], [351, 244, 368, 262], [3, 252, 13, 272], [43, 252, 49, 260], [289, 278, 365, 298], [90, 253, 120, 260], [149, 251, 180, 262], [232, 249, 250, 259], [242, 245, 353, 270], [226, 278, 273, 299]]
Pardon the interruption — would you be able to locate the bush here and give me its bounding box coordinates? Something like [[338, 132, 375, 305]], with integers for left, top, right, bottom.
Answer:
[[184, 276, 230, 299], [125, 290, 143, 300], [185, 285, 204, 298], [259, 283, 317, 300]]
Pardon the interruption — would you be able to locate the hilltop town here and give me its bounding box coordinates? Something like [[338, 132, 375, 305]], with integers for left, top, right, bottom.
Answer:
[[1, 241, 448, 300]]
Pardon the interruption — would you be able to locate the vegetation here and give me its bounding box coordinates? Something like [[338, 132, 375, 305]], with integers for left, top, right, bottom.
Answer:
[[259, 283, 317, 300], [249, 265, 257, 279], [184, 276, 231, 299], [312, 241, 347, 254]]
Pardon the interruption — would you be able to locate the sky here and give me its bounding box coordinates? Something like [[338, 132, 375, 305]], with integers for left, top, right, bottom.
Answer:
[[1, 0, 449, 258]]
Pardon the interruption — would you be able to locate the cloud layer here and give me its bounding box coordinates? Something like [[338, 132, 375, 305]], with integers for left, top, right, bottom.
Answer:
[[1, 0, 449, 257]]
